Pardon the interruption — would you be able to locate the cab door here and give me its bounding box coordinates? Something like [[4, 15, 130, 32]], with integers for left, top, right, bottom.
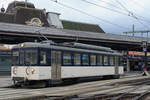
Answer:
[[51, 51, 61, 82], [115, 56, 119, 75]]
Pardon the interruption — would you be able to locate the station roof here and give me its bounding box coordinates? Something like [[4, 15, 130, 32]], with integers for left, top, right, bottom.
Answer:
[[0, 22, 149, 50], [61, 20, 105, 33]]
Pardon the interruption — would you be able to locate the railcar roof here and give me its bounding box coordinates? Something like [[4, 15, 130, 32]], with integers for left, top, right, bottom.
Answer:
[[13, 42, 122, 56]]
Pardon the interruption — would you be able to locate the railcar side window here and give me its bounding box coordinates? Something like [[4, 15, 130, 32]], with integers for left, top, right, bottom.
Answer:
[[12, 51, 19, 65], [40, 51, 47, 64], [74, 53, 81, 65], [119, 57, 123, 66], [90, 55, 96, 66], [0, 56, 11, 66], [97, 55, 103, 65], [25, 50, 37, 65], [82, 54, 89, 65], [63, 52, 72, 65], [104, 56, 109, 65], [110, 56, 114, 66]]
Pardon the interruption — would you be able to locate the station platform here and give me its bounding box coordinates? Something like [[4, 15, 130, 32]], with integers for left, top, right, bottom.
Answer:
[[0, 76, 11, 88], [121, 71, 144, 78]]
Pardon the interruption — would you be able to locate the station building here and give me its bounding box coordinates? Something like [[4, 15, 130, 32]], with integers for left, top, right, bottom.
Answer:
[[0, 1, 105, 74]]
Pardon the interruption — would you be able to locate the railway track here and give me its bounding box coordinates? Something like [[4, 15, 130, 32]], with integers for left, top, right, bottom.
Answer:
[[0, 76, 150, 100], [45, 81, 150, 100]]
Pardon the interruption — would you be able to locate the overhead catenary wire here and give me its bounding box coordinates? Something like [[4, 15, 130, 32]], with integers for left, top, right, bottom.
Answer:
[[121, 0, 150, 24], [125, 0, 150, 24], [81, 0, 128, 16], [115, 0, 130, 13], [82, 0, 150, 26], [49, 0, 130, 30], [96, 0, 126, 11], [131, 0, 150, 11], [115, 0, 150, 30]]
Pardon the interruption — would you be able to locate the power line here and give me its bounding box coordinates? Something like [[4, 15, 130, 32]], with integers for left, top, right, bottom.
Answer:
[[96, 0, 125, 11], [82, 0, 150, 28], [83, 0, 150, 24], [127, 0, 150, 23], [49, 0, 130, 30], [121, 0, 150, 22], [115, 0, 150, 30], [81, 0, 128, 16], [131, 0, 150, 11], [115, 0, 130, 12]]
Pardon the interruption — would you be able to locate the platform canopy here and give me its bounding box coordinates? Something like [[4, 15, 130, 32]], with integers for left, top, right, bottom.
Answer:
[[0, 22, 150, 51]]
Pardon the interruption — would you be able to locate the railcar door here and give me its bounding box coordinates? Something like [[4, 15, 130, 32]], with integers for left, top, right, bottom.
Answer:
[[51, 51, 61, 82], [115, 56, 119, 75]]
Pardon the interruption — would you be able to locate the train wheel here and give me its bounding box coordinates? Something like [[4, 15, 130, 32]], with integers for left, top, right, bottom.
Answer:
[[63, 78, 78, 85], [13, 80, 21, 87], [46, 80, 52, 87], [26, 81, 47, 88], [112, 75, 120, 79]]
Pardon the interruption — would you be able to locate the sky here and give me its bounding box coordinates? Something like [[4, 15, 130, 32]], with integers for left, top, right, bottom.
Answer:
[[1, 0, 150, 36]]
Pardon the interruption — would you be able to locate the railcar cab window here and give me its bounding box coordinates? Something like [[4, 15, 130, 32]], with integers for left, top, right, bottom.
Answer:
[[90, 55, 96, 66], [63, 52, 72, 65], [74, 53, 81, 65], [20, 50, 24, 65], [104, 56, 109, 65], [25, 50, 37, 65], [40, 51, 47, 65], [12, 50, 19, 65], [82, 54, 89, 65], [97, 55, 103, 65], [110, 56, 114, 66]]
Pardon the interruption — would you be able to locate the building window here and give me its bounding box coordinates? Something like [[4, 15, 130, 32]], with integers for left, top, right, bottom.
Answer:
[[104, 56, 109, 65], [40, 51, 47, 65], [110, 56, 114, 66], [82, 54, 89, 65], [74, 53, 81, 65], [63, 52, 72, 65], [97, 55, 103, 65], [90, 55, 96, 66]]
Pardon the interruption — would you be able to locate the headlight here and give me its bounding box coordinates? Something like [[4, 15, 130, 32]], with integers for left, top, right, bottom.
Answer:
[[13, 67, 17, 75], [31, 68, 35, 74], [26, 68, 35, 75]]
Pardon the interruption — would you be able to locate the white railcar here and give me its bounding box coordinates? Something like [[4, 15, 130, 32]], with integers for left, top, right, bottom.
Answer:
[[11, 41, 124, 86]]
